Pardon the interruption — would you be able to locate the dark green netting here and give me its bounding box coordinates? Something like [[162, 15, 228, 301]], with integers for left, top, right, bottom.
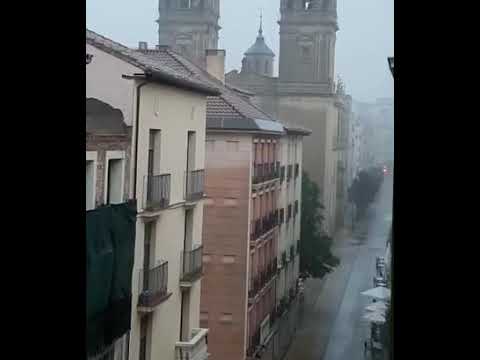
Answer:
[[86, 202, 136, 356]]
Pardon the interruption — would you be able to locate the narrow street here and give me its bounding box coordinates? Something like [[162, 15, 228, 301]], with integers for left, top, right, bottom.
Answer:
[[285, 174, 393, 360]]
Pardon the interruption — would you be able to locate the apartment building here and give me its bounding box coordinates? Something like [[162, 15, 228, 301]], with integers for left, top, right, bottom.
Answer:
[[135, 40, 310, 359], [276, 129, 308, 313], [86, 93, 135, 360], [87, 29, 220, 360]]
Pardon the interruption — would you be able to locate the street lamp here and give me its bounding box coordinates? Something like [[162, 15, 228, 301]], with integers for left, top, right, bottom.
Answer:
[[388, 57, 394, 77]]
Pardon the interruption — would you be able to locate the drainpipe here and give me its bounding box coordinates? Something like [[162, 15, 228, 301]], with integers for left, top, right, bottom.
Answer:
[[133, 80, 149, 199]]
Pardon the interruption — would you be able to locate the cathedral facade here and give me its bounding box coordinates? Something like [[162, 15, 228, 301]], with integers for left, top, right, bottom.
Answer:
[[226, 0, 348, 235]]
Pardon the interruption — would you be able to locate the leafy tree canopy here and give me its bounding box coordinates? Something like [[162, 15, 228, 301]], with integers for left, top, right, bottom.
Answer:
[[300, 171, 340, 279]]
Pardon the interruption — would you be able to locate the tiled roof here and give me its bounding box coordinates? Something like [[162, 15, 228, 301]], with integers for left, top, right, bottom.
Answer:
[[137, 47, 282, 133], [86, 29, 219, 95]]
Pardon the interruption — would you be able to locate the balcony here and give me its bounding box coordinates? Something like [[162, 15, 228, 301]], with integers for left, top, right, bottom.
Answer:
[[175, 328, 209, 360], [250, 211, 279, 243], [252, 162, 279, 185], [143, 174, 171, 211], [248, 258, 277, 301], [180, 245, 203, 287], [138, 261, 171, 312], [185, 169, 205, 203]]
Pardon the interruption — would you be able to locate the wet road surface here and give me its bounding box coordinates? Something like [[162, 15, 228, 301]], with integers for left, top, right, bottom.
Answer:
[[285, 175, 393, 360]]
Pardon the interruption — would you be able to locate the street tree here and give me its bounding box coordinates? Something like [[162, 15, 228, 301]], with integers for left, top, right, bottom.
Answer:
[[348, 167, 384, 219], [300, 171, 340, 279]]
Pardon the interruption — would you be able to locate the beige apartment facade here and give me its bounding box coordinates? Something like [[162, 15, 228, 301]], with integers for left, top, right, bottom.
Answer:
[[87, 29, 219, 360]]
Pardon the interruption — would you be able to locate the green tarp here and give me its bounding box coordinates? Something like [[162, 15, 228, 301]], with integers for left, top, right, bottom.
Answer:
[[86, 202, 136, 356]]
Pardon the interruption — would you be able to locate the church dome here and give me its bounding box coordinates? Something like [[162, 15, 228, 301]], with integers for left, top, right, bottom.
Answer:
[[244, 18, 275, 57]]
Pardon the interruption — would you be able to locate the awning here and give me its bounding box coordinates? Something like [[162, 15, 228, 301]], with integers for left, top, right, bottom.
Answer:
[[361, 286, 391, 301]]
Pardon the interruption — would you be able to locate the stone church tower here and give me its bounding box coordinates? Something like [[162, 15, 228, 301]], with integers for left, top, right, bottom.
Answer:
[[279, 0, 337, 86], [157, 0, 221, 66]]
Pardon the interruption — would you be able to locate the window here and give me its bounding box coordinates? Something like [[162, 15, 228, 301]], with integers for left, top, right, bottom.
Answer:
[[187, 131, 196, 171], [220, 313, 233, 323], [265, 60, 269, 74], [86, 152, 97, 210], [222, 255, 236, 264], [148, 130, 161, 176], [143, 222, 155, 291], [301, 45, 311, 59], [139, 315, 151, 360], [179, 0, 191, 8], [104, 151, 125, 205]]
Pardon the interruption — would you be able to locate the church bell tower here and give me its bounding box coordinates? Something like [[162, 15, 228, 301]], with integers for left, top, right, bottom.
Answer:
[[157, 0, 221, 66], [278, 0, 338, 86]]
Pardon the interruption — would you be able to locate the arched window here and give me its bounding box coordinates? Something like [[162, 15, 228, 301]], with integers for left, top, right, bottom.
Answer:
[[265, 60, 269, 74], [255, 59, 260, 74], [287, 0, 294, 9]]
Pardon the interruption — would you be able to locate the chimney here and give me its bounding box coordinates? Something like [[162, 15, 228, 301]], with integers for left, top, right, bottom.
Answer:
[[206, 49, 226, 84], [138, 41, 148, 50]]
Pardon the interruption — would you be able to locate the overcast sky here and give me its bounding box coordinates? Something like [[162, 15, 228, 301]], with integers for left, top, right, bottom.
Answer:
[[86, 0, 393, 103]]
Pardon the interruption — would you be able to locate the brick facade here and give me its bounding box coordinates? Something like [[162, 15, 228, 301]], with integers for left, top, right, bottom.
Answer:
[[86, 129, 132, 207]]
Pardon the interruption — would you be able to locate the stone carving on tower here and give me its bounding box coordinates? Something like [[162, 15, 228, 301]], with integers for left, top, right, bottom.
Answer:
[[157, 0, 221, 66]]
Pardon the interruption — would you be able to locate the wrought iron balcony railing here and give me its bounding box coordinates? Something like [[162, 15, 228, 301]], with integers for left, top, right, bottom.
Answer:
[[138, 261, 170, 310], [250, 211, 279, 241], [252, 162, 279, 184], [181, 245, 203, 282], [144, 174, 171, 210], [185, 169, 205, 202]]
